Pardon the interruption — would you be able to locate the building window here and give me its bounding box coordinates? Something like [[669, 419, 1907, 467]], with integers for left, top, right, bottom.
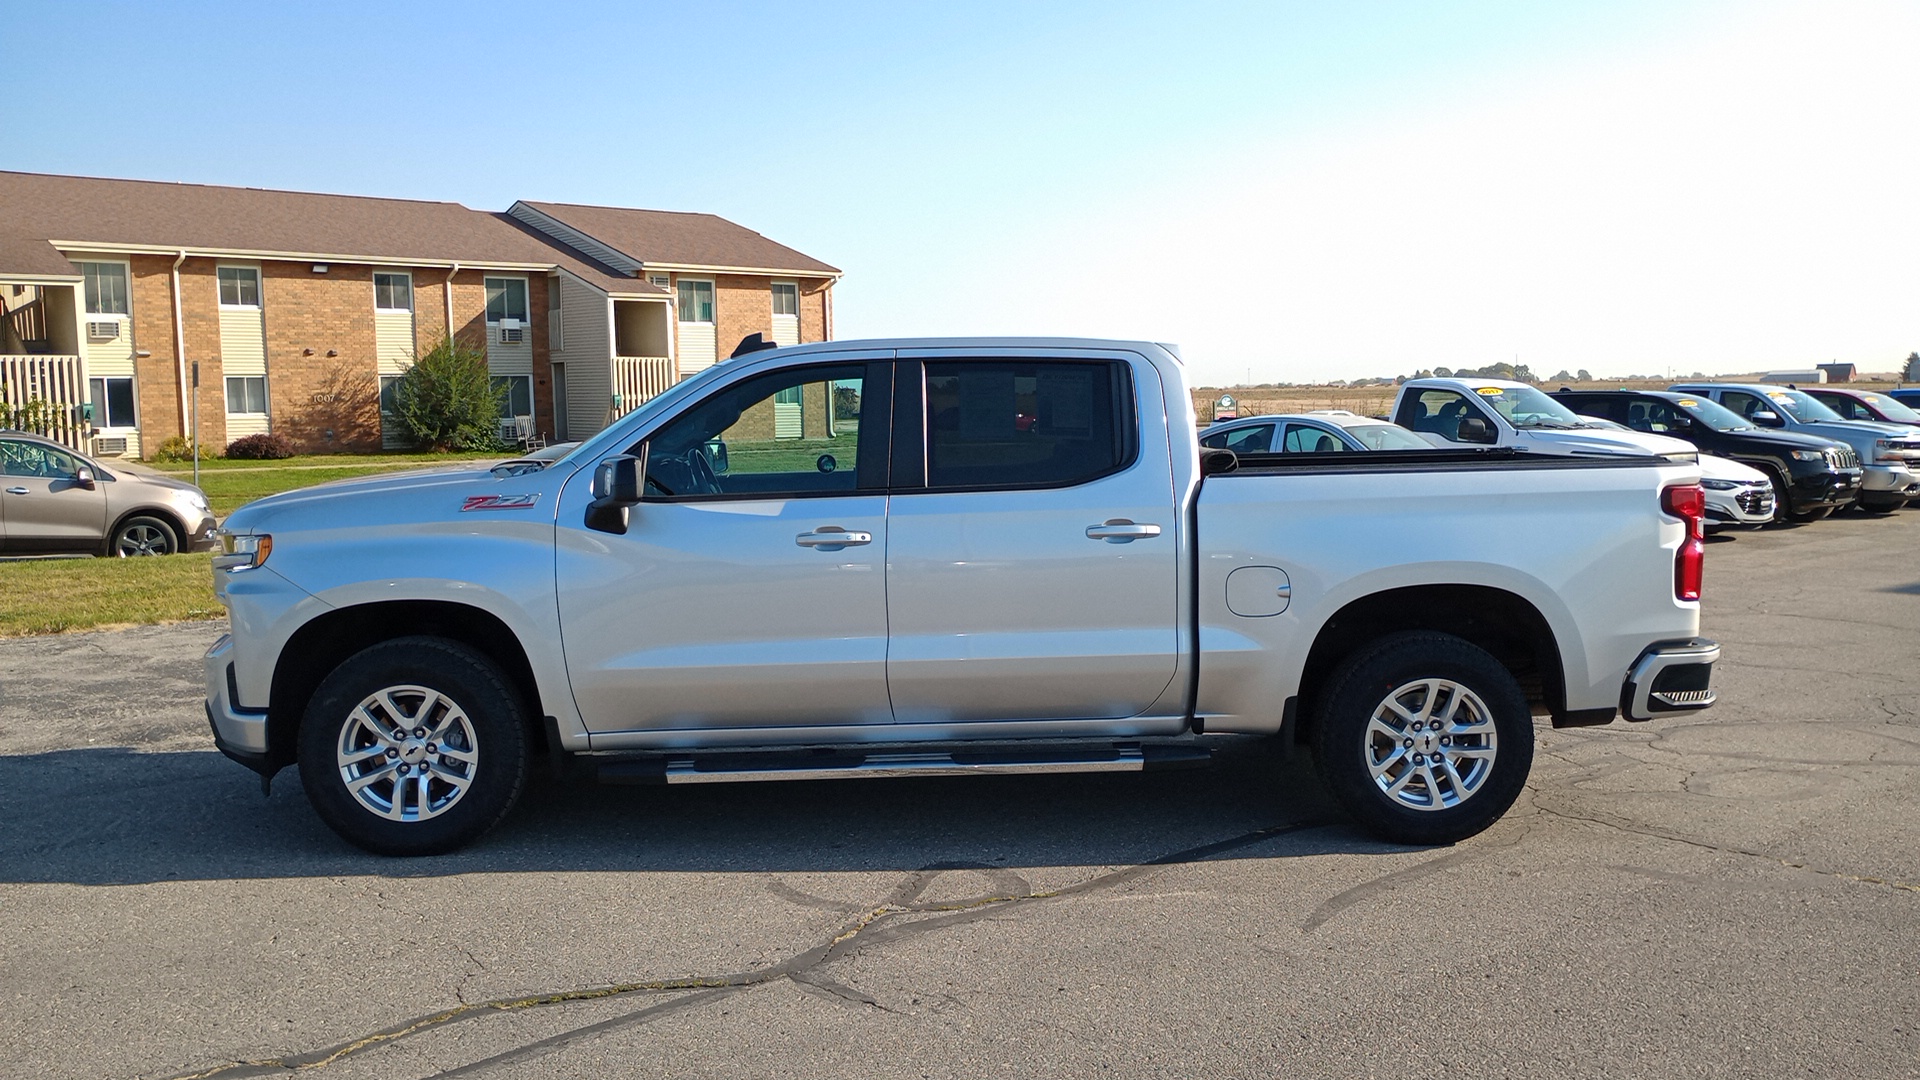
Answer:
[[677, 279, 714, 323], [225, 375, 268, 414], [492, 375, 532, 418], [88, 376, 137, 428], [484, 278, 528, 322], [374, 273, 412, 312], [772, 283, 798, 317], [217, 267, 261, 308], [79, 263, 129, 315]]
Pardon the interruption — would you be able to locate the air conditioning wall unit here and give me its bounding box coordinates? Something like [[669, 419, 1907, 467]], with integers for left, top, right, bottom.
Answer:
[[87, 319, 122, 340], [498, 318, 523, 344], [92, 436, 129, 456]]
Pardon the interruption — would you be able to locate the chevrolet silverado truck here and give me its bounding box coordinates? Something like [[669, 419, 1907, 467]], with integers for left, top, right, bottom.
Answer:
[[205, 338, 1720, 855]]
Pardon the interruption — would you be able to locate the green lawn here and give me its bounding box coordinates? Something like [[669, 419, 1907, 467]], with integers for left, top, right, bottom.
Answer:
[[0, 452, 508, 637], [0, 551, 220, 637]]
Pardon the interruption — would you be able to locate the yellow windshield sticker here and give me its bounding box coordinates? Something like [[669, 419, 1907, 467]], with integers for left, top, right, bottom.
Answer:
[[1863, 393, 1883, 403], [1769, 393, 1791, 402], [1677, 399, 1699, 407], [1475, 387, 1505, 396]]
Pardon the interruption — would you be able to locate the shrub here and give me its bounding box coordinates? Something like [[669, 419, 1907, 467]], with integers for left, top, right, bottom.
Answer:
[[224, 433, 296, 460], [393, 334, 507, 452], [148, 436, 198, 463]]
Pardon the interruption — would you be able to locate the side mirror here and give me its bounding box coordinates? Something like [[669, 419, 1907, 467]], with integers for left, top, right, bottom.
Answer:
[[704, 438, 729, 475], [74, 466, 96, 490], [586, 452, 644, 535], [1456, 416, 1496, 444], [1751, 410, 1782, 427]]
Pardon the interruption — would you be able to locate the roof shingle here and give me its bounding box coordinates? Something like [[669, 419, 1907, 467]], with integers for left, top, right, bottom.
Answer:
[[519, 200, 839, 276]]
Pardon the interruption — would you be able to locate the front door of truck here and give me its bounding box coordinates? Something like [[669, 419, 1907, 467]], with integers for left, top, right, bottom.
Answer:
[[555, 359, 895, 733], [884, 352, 1181, 723]]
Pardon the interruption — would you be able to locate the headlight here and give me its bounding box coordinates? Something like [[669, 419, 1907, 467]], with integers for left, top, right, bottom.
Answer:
[[1791, 450, 1824, 461], [213, 532, 271, 572], [184, 490, 210, 511], [1699, 478, 1740, 490]]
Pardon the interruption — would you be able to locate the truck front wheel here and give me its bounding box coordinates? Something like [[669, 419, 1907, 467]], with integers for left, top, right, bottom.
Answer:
[[1313, 632, 1533, 845], [297, 637, 529, 855]]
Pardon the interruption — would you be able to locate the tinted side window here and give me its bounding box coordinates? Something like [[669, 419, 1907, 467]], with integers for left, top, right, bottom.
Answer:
[[639, 362, 881, 500], [1403, 389, 1479, 441], [1719, 391, 1767, 420], [1203, 424, 1272, 454], [924, 360, 1131, 490], [1282, 424, 1346, 452]]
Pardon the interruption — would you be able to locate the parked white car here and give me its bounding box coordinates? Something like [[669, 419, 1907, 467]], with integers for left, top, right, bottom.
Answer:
[[1200, 411, 1430, 454], [1392, 378, 1696, 459], [1574, 417, 1773, 527]]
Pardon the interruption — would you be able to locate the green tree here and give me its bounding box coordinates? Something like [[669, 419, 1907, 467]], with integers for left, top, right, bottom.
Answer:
[[393, 334, 506, 451], [1576, 369, 1593, 382]]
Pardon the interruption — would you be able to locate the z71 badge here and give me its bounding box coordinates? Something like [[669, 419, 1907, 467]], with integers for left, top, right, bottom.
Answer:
[[462, 493, 541, 512]]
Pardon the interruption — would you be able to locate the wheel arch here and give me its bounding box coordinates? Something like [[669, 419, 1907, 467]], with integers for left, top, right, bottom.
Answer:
[[265, 600, 544, 769], [1292, 584, 1568, 747], [108, 506, 186, 552]]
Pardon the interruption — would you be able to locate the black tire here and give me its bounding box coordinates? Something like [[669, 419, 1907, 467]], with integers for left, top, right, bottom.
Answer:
[[297, 637, 529, 855], [1787, 505, 1833, 523], [1312, 631, 1533, 845], [111, 514, 179, 557]]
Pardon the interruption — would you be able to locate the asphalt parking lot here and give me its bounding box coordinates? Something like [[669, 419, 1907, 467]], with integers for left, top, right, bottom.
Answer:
[[3, 512, 1917, 1080]]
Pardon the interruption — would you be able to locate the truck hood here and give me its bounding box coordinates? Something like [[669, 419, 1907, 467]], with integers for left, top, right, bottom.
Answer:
[[1796, 419, 1920, 446], [221, 462, 566, 534], [1515, 426, 1692, 457]]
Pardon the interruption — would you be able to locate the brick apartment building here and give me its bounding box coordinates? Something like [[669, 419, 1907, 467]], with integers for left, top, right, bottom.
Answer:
[[0, 171, 838, 456]]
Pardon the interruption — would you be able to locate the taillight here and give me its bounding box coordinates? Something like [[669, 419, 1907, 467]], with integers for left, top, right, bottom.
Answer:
[[1662, 483, 1706, 601]]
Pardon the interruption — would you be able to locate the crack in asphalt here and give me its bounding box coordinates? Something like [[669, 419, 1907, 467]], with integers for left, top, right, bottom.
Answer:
[[159, 819, 1328, 1079], [1532, 801, 1920, 896]]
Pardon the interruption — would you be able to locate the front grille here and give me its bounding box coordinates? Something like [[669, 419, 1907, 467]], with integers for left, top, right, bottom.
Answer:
[[1832, 447, 1859, 469], [1737, 488, 1774, 516]]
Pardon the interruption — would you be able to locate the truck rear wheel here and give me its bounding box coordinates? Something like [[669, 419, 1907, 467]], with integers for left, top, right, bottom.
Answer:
[[297, 637, 528, 855], [1313, 632, 1533, 845]]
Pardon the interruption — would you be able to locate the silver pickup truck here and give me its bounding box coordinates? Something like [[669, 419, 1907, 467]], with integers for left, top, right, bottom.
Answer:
[[205, 338, 1719, 854]]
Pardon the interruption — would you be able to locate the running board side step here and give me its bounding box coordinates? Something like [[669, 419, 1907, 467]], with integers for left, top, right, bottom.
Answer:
[[593, 744, 1212, 786]]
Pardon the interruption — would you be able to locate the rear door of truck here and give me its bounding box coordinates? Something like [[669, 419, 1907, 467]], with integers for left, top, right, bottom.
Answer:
[[884, 348, 1182, 723]]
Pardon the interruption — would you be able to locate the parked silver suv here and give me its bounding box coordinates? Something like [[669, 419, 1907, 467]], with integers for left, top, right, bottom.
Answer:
[[0, 431, 216, 556]]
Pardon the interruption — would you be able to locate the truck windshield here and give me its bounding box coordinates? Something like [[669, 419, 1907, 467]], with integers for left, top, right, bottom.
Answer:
[[1475, 386, 1585, 429], [1670, 396, 1755, 432], [1767, 389, 1844, 423], [1860, 393, 1920, 423]]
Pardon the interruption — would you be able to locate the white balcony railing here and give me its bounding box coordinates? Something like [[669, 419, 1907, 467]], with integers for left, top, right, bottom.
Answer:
[[1, 354, 86, 450], [611, 356, 675, 422]]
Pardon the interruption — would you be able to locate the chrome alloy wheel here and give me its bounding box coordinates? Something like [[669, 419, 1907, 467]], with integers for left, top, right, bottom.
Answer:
[[115, 523, 171, 556], [336, 685, 480, 822], [1363, 678, 1499, 811]]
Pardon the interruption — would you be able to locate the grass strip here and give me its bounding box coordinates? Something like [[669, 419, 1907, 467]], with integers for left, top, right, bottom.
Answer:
[[0, 551, 220, 637]]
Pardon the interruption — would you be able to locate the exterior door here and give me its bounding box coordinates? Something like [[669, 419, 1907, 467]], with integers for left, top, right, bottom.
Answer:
[[0, 438, 108, 552], [554, 359, 894, 733], [884, 354, 1182, 723]]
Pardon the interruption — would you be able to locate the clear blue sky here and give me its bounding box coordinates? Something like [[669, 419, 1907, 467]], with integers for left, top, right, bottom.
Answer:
[[8, 1, 1914, 385]]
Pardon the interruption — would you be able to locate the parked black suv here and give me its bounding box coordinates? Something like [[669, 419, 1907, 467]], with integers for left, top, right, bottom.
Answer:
[[1554, 389, 1861, 522]]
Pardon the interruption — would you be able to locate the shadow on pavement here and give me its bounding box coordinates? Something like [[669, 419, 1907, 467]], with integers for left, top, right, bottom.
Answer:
[[0, 736, 1380, 885]]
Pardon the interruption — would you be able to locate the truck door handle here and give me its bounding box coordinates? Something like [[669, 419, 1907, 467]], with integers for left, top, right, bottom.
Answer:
[[1085, 520, 1162, 543], [4, 487, 28, 495], [796, 527, 873, 550]]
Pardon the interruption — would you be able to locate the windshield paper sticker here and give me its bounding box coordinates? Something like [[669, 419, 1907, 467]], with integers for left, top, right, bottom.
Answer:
[[1677, 399, 1699, 407], [462, 493, 541, 512], [1475, 387, 1505, 396]]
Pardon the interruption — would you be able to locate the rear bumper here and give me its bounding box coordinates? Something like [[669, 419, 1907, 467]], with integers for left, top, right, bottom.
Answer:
[[1621, 638, 1719, 721]]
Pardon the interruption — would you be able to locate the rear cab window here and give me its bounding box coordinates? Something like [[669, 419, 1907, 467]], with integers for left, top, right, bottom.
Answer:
[[921, 359, 1135, 490]]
